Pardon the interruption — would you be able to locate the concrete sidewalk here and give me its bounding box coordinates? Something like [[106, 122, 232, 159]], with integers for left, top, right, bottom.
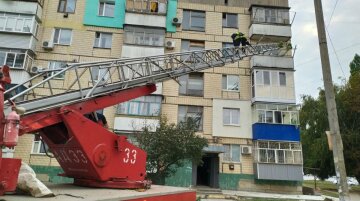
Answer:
[[2, 183, 195, 201], [223, 190, 324, 200]]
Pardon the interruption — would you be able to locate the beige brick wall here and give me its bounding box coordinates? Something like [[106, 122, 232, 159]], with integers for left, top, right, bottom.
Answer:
[[16, 0, 280, 178]]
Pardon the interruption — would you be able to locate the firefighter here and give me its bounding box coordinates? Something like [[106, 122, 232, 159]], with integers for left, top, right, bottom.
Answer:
[[85, 112, 109, 128], [231, 32, 252, 53]]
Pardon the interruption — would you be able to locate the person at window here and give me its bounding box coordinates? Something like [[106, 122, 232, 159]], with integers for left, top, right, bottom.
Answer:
[[85, 112, 109, 128], [231, 32, 252, 53]]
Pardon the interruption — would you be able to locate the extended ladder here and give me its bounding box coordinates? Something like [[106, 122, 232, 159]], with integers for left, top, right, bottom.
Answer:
[[4, 44, 282, 115]]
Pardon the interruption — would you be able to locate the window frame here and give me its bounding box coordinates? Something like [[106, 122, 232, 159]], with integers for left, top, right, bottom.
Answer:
[[48, 61, 67, 79], [222, 13, 238, 28], [94, 32, 113, 49], [117, 95, 162, 117], [57, 0, 77, 13], [0, 12, 36, 34], [183, 10, 206, 32], [223, 144, 241, 163], [179, 73, 204, 97], [255, 141, 302, 165], [98, 1, 115, 17], [53, 28, 72, 45], [178, 105, 203, 131], [254, 104, 299, 125], [124, 26, 165, 47], [223, 108, 240, 126], [0, 50, 29, 69], [222, 74, 240, 91], [31, 135, 50, 155]]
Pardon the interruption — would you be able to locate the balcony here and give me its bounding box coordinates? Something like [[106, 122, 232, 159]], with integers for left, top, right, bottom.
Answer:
[[253, 140, 303, 181], [249, 6, 292, 41], [253, 123, 300, 141], [126, 0, 167, 15], [0, 1, 42, 20], [250, 55, 294, 69]]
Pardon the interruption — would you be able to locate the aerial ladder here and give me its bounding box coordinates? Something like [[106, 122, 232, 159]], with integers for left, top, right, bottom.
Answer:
[[0, 44, 284, 195]]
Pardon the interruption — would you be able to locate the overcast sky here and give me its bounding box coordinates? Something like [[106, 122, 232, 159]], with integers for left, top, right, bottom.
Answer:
[[289, 0, 360, 103]]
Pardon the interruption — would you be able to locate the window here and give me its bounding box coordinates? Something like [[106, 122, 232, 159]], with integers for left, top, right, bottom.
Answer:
[[99, 1, 115, 17], [58, 0, 77, 13], [117, 96, 162, 116], [48, 61, 66, 79], [222, 75, 239, 91], [91, 66, 109, 82], [254, 104, 299, 125], [254, 70, 287, 86], [181, 40, 205, 62], [223, 144, 240, 162], [222, 42, 234, 57], [0, 12, 34, 33], [0, 50, 27, 69], [223, 108, 240, 126], [124, 26, 165, 46], [255, 141, 302, 164], [179, 73, 203, 96], [279, 72, 286, 86], [222, 13, 237, 28], [178, 105, 203, 131], [94, 32, 112, 48], [252, 7, 290, 24], [31, 135, 50, 154], [53, 28, 72, 45], [183, 10, 205, 31]]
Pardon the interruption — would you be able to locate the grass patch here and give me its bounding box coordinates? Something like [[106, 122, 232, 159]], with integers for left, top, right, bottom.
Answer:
[[303, 180, 360, 198]]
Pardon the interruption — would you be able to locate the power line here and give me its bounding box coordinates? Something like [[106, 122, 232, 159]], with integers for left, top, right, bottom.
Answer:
[[327, 0, 339, 28], [295, 43, 360, 67], [326, 28, 346, 78]]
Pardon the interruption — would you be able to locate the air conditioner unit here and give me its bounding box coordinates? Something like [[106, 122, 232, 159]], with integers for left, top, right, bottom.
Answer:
[[42, 41, 54, 50], [30, 66, 45, 74], [165, 40, 175, 49], [172, 17, 182, 26], [241, 145, 252, 155]]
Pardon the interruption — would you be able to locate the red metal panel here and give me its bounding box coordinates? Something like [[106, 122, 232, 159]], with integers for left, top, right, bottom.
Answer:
[[38, 107, 148, 188], [0, 158, 21, 195], [124, 191, 196, 201], [19, 84, 156, 135]]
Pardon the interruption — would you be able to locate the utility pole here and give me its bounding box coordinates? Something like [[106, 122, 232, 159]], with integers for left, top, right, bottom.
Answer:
[[313, 0, 350, 200]]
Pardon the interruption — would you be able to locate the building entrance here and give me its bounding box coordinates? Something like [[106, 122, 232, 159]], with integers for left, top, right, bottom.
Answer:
[[196, 153, 219, 188]]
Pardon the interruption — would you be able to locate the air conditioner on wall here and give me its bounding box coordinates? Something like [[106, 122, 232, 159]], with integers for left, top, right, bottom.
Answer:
[[172, 17, 182, 26], [241, 145, 252, 155], [30, 66, 45, 74], [165, 40, 175, 49], [42, 41, 54, 50]]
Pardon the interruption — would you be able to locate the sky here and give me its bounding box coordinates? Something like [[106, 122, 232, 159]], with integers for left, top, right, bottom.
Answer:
[[289, 0, 360, 103]]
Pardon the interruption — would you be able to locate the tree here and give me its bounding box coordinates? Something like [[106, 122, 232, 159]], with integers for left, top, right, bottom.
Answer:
[[136, 116, 208, 184], [300, 54, 360, 181], [349, 54, 360, 76]]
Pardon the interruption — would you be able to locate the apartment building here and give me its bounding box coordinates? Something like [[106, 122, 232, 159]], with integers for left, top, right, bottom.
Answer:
[[6, 0, 302, 193]]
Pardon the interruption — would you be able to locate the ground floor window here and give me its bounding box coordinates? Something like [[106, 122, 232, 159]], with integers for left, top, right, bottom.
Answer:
[[31, 134, 50, 154]]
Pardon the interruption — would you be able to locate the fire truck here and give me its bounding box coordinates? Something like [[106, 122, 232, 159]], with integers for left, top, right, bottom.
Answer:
[[0, 44, 282, 200]]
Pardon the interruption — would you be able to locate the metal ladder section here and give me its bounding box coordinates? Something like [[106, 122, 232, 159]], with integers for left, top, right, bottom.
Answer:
[[4, 44, 282, 115]]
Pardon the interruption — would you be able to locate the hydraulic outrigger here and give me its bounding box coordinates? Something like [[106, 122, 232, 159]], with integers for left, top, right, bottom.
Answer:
[[0, 44, 284, 196]]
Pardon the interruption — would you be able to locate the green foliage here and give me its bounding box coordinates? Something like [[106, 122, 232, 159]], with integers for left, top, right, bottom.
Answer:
[[349, 54, 360, 76], [300, 54, 360, 181], [136, 116, 208, 183]]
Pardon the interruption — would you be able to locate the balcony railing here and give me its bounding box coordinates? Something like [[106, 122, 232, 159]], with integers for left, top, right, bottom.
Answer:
[[126, 0, 167, 14]]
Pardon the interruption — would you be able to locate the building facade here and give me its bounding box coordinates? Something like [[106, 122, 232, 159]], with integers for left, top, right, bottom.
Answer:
[[4, 0, 302, 193]]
